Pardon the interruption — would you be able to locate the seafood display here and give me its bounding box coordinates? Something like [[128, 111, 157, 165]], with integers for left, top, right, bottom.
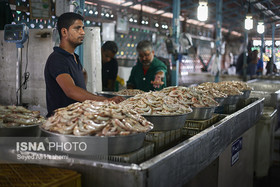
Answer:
[[218, 81, 253, 91], [115, 89, 145, 96], [194, 85, 228, 99], [200, 82, 243, 96], [120, 91, 193, 115], [42, 100, 153, 136], [160, 86, 219, 108], [0, 105, 45, 127]]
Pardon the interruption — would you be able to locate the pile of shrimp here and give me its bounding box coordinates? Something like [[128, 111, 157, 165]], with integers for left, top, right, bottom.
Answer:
[[114, 89, 145, 96], [160, 86, 219, 108], [0, 105, 45, 127], [193, 85, 228, 99], [218, 81, 253, 91], [200, 82, 243, 96], [42, 100, 153, 136], [120, 86, 220, 115], [120, 91, 192, 115]]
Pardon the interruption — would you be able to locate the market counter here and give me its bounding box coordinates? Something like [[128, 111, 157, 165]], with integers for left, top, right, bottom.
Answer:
[[0, 98, 264, 187]]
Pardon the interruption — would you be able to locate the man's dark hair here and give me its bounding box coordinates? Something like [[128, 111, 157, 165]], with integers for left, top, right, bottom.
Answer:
[[57, 12, 84, 39], [102, 41, 118, 54]]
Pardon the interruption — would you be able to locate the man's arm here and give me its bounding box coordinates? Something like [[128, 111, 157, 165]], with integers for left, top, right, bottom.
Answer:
[[56, 73, 124, 103]]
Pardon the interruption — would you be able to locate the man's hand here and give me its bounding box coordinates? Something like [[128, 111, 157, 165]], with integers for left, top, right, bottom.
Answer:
[[151, 71, 164, 88], [107, 96, 125, 103]]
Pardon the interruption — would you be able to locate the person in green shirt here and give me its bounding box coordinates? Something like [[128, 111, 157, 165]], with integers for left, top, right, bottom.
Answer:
[[127, 40, 167, 92]]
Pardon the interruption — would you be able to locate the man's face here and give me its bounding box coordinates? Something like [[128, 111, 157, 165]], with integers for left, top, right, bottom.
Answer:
[[64, 19, 85, 47], [102, 49, 116, 63], [138, 50, 154, 67]]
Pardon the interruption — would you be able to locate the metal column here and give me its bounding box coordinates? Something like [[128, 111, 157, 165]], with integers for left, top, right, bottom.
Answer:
[[74, 0, 85, 65], [243, 31, 248, 81], [171, 0, 180, 86], [261, 33, 264, 61], [270, 23, 275, 74], [16, 47, 23, 105], [214, 0, 223, 82]]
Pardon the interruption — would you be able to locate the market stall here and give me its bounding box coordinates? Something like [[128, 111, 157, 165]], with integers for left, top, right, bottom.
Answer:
[[0, 97, 263, 187]]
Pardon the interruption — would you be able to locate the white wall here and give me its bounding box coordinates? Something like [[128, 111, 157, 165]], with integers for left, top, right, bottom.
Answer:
[[0, 29, 53, 108]]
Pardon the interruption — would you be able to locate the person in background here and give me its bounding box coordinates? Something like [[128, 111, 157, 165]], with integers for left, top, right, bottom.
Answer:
[[247, 49, 258, 79], [127, 40, 167, 92], [266, 57, 277, 75], [236, 51, 250, 76], [256, 56, 264, 76], [101, 41, 118, 91], [44, 12, 123, 117]]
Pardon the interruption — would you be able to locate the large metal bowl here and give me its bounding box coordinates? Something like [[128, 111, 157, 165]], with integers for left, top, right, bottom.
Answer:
[[142, 113, 189, 131], [96, 91, 132, 99], [40, 127, 146, 155], [0, 124, 41, 137], [186, 107, 215, 120]]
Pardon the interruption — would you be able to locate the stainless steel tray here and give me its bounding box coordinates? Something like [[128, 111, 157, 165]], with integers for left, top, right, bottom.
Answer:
[[186, 107, 215, 120], [142, 113, 189, 131], [96, 91, 132, 99], [0, 124, 41, 137], [40, 127, 146, 155]]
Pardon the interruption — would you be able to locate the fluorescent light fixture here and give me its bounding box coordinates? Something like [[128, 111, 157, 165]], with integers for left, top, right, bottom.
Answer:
[[245, 15, 253, 30], [197, 1, 208, 22], [265, 40, 272, 46], [253, 40, 262, 46], [275, 41, 280, 46], [257, 21, 265, 34]]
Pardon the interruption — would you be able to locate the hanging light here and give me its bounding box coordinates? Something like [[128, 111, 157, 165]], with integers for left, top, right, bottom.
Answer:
[[197, 0, 208, 22], [245, 3, 253, 30], [257, 21, 265, 34], [245, 15, 253, 30]]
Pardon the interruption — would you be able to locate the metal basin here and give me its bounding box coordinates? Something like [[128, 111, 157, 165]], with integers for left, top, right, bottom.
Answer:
[[96, 91, 132, 99], [250, 91, 280, 108], [215, 97, 225, 105], [142, 113, 189, 131], [0, 124, 41, 137], [40, 127, 146, 155], [223, 95, 241, 105], [186, 107, 215, 120], [241, 90, 251, 99], [248, 81, 280, 92]]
